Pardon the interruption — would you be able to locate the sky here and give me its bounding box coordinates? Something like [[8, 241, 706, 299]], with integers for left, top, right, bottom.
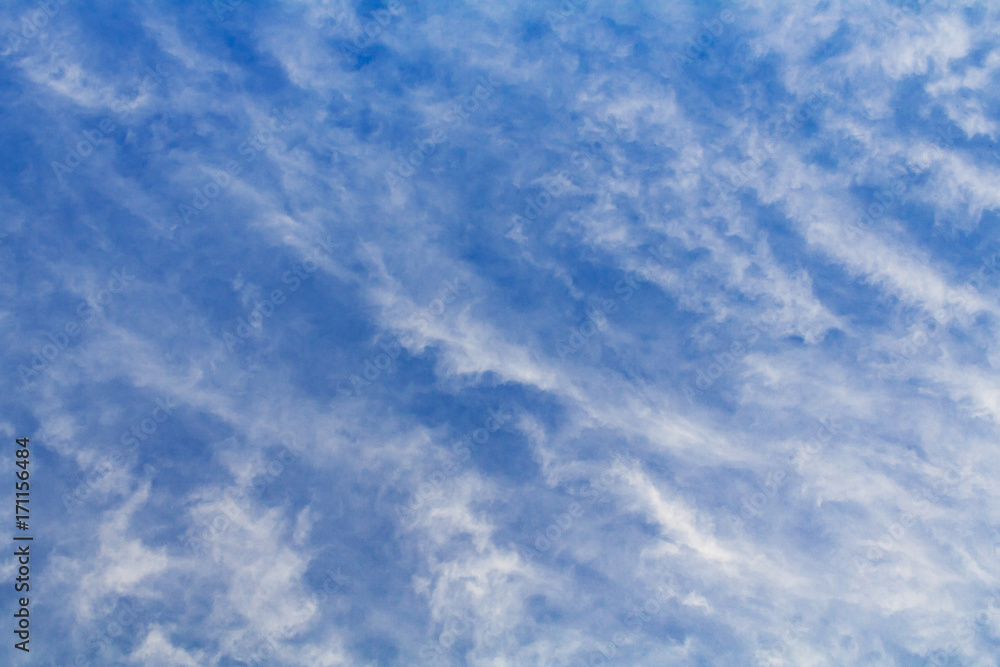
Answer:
[[2, 0, 1000, 665]]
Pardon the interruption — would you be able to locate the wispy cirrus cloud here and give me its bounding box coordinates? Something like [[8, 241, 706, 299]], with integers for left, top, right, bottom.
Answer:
[[3, 0, 1000, 664]]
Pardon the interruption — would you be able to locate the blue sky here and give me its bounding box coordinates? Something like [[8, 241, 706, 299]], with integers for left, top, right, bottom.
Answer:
[[3, 0, 1000, 664]]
